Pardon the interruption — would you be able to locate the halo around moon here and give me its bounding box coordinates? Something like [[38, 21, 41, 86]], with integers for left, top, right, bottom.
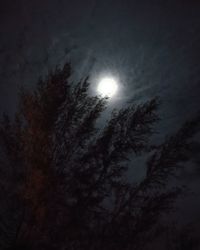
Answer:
[[97, 77, 118, 97]]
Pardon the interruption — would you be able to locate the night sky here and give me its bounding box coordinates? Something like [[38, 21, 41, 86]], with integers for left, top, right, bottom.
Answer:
[[1, 0, 200, 247]]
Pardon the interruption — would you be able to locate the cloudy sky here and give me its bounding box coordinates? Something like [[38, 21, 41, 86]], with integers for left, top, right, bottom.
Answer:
[[0, 0, 200, 231], [1, 0, 200, 122]]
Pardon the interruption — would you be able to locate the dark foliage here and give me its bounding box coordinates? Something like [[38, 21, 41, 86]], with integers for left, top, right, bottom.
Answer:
[[0, 63, 199, 250]]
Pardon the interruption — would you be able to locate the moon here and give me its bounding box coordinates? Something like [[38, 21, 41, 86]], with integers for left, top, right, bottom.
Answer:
[[97, 77, 118, 97]]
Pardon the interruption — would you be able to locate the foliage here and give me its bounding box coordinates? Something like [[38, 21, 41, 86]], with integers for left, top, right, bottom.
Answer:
[[0, 63, 199, 250]]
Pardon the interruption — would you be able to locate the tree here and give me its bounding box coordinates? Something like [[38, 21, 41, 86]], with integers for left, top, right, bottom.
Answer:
[[0, 63, 199, 250]]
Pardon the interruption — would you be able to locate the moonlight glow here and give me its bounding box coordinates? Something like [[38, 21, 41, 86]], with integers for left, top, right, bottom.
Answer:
[[97, 77, 118, 97]]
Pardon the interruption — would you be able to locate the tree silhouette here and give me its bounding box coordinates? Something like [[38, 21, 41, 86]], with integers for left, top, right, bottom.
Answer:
[[0, 63, 199, 250]]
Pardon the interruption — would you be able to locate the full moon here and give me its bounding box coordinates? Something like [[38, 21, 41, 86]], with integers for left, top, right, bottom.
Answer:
[[97, 77, 118, 97]]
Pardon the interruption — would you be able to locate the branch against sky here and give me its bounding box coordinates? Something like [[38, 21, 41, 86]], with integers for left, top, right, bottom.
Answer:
[[0, 63, 199, 250]]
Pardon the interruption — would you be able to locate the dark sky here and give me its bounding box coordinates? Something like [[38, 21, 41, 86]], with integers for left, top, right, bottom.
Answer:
[[0, 0, 200, 235], [1, 0, 200, 122]]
